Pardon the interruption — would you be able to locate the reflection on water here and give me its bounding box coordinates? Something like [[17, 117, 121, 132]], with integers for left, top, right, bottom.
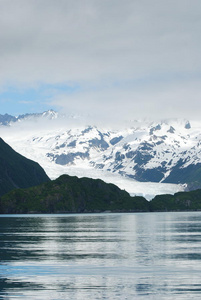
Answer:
[[1, 212, 201, 299]]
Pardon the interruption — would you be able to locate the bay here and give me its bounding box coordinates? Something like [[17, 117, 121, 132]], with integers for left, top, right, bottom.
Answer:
[[1, 212, 201, 299]]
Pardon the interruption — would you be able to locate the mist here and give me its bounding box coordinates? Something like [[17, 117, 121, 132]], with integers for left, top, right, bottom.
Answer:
[[0, 0, 201, 122]]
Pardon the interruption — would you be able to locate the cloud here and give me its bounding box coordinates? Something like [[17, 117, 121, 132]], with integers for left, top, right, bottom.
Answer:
[[50, 77, 201, 125], [0, 0, 201, 121]]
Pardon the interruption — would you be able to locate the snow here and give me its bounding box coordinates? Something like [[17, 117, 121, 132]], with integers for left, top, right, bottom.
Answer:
[[2, 112, 201, 200], [0, 112, 190, 200]]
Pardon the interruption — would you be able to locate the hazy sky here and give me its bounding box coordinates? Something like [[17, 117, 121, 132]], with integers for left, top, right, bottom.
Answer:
[[0, 0, 201, 123]]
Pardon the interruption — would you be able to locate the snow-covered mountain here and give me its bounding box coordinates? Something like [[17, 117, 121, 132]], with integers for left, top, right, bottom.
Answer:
[[3, 110, 201, 198], [0, 109, 59, 125]]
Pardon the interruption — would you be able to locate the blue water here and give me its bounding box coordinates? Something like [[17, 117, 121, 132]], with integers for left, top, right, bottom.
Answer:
[[1, 212, 201, 299]]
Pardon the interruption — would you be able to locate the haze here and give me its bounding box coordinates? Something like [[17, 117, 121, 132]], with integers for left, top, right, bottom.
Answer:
[[0, 0, 201, 123]]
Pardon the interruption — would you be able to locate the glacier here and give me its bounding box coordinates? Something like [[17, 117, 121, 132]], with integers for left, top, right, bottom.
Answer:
[[3, 110, 200, 199]]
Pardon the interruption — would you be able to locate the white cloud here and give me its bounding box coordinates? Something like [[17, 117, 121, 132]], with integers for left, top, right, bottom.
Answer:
[[50, 78, 201, 125], [0, 0, 201, 121]]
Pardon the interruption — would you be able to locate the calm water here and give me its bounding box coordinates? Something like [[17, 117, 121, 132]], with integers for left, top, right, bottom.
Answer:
[[1, 212, 201, 299]]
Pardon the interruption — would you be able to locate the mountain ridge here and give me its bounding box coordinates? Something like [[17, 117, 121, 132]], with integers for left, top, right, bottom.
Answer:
[[0, 109, 59, 125], [1, 174, 201, 214], [1, 110, 201, 193], [0, 174, 149, 214]]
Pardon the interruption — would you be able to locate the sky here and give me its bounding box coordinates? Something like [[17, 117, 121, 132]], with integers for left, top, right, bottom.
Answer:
[[0, 0, 201, 124]]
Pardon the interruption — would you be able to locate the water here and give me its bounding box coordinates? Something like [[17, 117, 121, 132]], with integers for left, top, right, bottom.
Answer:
[[1, 212, 201, 299]]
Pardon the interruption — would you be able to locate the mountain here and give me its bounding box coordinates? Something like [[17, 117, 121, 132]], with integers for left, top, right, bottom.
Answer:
[[1, 173, 201, 214], [0, 137, 50, 196], [0, 113, 17, 126], [0, 174, 149, 214], [150, 189, 201, 211], [2, 110, 201, 195], [0, 109, 59, 126]]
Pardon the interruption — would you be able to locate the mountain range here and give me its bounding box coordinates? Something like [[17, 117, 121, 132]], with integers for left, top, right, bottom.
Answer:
[[0, 110, 59, 125], [1, 110, 201, 197]]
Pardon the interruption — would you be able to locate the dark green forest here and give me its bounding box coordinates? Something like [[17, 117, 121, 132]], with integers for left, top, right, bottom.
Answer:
[[1, 174, 201, 214]]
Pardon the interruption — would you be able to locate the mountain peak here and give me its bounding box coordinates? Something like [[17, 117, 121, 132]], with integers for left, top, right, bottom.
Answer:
[[185, 120, 191, 129], [42, 109, 58, 119]]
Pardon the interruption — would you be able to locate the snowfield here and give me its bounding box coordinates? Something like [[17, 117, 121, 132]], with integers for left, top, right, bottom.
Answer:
[[2, 110, 199, 199]]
